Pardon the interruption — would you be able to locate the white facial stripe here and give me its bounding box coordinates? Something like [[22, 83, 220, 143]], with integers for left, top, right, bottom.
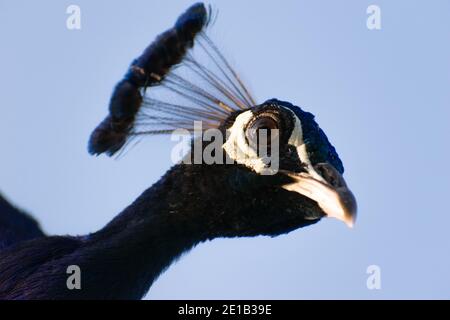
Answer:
[[286, 110, 326, 183]]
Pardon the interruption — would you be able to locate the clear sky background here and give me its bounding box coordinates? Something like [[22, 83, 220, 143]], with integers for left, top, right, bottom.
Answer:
[[1, 0, 449, 299]]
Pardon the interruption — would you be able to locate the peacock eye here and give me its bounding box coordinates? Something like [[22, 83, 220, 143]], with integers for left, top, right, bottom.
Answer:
[[245, 116, 280, 149]]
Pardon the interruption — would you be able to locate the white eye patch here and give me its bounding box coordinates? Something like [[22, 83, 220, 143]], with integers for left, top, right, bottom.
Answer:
[[222, 107, 326, 181], [222, 110, 271, 174]]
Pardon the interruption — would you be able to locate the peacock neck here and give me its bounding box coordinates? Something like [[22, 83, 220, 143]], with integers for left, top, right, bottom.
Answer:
[[84, 164, 217, 299]]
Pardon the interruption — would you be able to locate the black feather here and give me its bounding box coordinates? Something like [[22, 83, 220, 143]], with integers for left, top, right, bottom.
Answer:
[[0, 193, 44, 251]]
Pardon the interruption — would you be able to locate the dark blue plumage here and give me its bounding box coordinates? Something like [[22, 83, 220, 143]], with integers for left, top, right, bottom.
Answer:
[[275, 99, 344, 174], [0, 100, 353, 299], [0, 194, 44, 250]]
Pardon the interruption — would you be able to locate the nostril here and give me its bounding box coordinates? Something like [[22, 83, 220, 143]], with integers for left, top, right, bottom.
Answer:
[[314, 163, 344, 188]]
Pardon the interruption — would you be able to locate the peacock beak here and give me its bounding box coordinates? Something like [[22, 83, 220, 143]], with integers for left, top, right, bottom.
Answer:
[[281, 162, 357, 228]]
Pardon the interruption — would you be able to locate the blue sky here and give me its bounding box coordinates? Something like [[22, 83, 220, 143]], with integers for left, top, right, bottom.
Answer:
[[1, 0, 449, 299]]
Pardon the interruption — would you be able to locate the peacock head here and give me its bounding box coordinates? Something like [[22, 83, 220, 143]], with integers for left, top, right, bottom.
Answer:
[[180, 98, 357, 237]]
